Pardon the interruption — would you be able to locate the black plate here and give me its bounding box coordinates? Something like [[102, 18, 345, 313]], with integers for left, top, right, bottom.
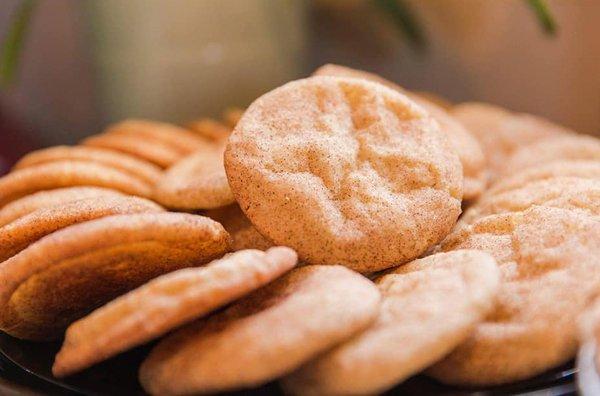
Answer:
[[0, 331, 577, 396]]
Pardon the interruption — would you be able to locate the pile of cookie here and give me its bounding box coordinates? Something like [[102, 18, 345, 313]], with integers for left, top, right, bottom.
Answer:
[[0, 64, 598, 395]]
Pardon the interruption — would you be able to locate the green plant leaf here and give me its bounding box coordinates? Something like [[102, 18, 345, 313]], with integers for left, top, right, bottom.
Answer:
[[0, 0, 38, 88], [373, 0, 426, 50], [526, 0, 557, 35]]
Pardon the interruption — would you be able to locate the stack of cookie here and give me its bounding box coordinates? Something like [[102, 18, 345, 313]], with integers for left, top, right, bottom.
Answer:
[[0, 64, 598, 396], [0, 119, 238, 341], [428, 101, 600, 386]]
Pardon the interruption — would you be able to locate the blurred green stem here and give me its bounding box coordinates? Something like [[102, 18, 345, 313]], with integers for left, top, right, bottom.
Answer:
[[0, 0, 38, 88], [375, 0, 556, 50], [526, 0, 557, 35], [373, 0, 426, 50], [0, 0, 558, 88]]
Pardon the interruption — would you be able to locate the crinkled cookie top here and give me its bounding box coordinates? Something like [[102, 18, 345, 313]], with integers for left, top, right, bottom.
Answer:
[[225, 76, 462, 272]]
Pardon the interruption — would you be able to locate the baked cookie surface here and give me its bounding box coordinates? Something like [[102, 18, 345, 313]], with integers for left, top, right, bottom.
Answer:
[[0, 187, 125, 227], [0, 195, 163, 262], [82, 134, 182, 168], [225, 76, 462, 272], [153, 146, 234, 210], [102, 119, 211, 155], [0, 161, 154, 206], [487, 160, 600, 195], [139, 265, 380, 395], [13, 145, 163, 186], [500, 134, 600, 177], [314, 64, 486, 201], [0, 212, 230, 340], [453, 102, 570, 178], [283, 250, 500, 395], [461, 177, 600, 224], [53, 247, 297, 377], [431, 206, 600, 385]]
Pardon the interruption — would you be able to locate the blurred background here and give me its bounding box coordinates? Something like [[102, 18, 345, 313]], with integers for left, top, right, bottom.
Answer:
[[0, 0, 599, 168]]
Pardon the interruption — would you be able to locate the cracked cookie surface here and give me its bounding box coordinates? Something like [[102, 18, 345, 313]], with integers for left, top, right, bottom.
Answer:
[[430, 206, 600, 385], [225, 76, 462, 272], [283, 250, 499, 395], [314, 64, 486, 201]]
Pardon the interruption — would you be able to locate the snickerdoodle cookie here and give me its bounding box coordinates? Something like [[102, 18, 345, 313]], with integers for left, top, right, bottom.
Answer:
[[0, 212, 230, 340], [53, 247, 297, 377], [102, 119, 212, 155], [314, 64, 486, 200], [452, 102, 571, 178], [461, 177, 600, 224], [139, 265, 381, 395], [82, 133, 181, 168], [283, 250, 500, 395], [153, 146, 235, 210], [429, 206, 600, 386], [487, 160, 600, 196], [187, 118, 231, 143], [0, 187, 126, 227], [500, 134, 600, 177], [204, 204, 272, 251], [225, 76, 462, 272], [13, 145, 163, 186], [0, 161, 154, 207], [0, 195, 163, 262]]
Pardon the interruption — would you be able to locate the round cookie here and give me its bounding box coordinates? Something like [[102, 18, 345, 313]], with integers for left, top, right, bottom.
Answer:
[[53, 247, 297, 377], [453, 102, 570, 177], [153, 146, 235, 210], [0, 161, 153, 207], [314, 64, 486, 200], [82, 133, 182, 168], [0, 187, 126, 227], [204, 204, 272, 251], [461, 177, 600, 224], [0, 212, 230, 340], [13, 145, 163, 185], [283, 250, 500, 395], [500, 134, 600, 177], [430, 206, 600, 386], [103, 119, 212, 155], [0, 195, 164, 262], [186, 118, 231, 143], [139, 265, 381, 395], [488, 160, 600, 195], [225, 76, 462, 272]]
